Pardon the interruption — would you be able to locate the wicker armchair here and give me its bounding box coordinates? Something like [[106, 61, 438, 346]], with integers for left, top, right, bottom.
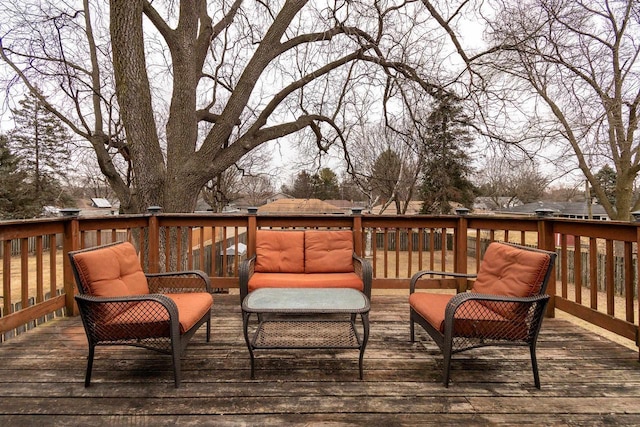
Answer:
[[69, 242, 213, 388], [409, 242, 556, 388]]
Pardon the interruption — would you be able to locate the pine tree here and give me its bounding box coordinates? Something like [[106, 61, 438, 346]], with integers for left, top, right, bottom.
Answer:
[[0, 135, 39, 219], [419, 95, 476, 214], [10, 91, 72, 208], [313, 168, 340, 200], [594, 165, 616, 206], [284, 171, 315, 198]]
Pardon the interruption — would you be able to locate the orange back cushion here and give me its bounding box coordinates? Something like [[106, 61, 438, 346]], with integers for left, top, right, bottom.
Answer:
[[304, 230, 354, 273], [255, 230, 305, 273], [72, 242, 150, 297], [473, 243, 551, 298]]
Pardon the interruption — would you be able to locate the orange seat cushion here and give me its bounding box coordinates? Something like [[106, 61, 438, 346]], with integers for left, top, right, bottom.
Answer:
[[409, 292, 526, 339], [248, 272, 364, 292], [472, 243, 551, 318], [409, 292, 452, 332], [166, 293, 213, 333], [99, 292, 213, 340], [304, 230, 354, 273], [72, 242, 149, 296], [473, 243, 551, 298], [255, 230, 305, 273]]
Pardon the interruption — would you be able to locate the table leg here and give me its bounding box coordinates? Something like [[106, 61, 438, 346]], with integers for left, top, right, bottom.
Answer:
[[359, 311, 370, 380], [242, 311, 255, 379]]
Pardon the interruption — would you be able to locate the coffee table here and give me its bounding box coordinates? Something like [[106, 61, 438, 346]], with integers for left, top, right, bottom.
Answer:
[[241, 288, 370, 379]]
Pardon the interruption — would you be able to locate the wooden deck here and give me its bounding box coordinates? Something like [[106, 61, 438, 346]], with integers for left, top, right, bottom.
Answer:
[[1, 294, 639, 426]]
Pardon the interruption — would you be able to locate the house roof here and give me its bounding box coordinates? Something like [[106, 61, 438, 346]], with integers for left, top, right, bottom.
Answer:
[[372, 200, 424, 215], [323, 200, 367, 210], [257, 198, 344, 214], [91, 198, 112, 208], [501, 201, 608, 217]]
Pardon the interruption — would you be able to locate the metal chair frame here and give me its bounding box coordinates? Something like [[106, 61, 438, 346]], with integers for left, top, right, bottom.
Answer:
[[69, 242, 213, 388], [410, 243, 557, 388]]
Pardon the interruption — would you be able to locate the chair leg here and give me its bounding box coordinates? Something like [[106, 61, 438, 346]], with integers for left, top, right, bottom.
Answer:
[[206, 317, 211, 343], [530, 343, 541, 389], [442, 351, 452, 387], [442, 337, 453, 387], [84, 345, 95, 387], [172, 340, 181, 388], [409, 310, 415, 342]]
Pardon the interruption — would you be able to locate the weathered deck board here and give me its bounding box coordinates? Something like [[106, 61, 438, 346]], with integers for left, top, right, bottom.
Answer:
[[0, 294, 639, 426]]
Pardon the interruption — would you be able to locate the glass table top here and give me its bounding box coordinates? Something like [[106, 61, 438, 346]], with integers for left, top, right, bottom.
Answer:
[[242, 288, 370, 313]]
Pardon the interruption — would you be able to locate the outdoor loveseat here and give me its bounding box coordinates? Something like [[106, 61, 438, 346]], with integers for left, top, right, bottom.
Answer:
[[239, 229, 372, 303]]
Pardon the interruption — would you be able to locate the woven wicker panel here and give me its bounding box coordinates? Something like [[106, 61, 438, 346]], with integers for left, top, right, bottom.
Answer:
[[253, 320, 360, 349], [147, 274, 209, 294], [82, 300, 173, 353], [450, 299, 544, 353]]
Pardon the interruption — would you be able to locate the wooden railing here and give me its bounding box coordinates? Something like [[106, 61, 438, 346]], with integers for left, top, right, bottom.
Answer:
[[1, 211, 638, 353]]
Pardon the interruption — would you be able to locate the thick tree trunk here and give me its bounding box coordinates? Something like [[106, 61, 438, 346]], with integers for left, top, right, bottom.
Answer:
[[111, 0, 166, 213]]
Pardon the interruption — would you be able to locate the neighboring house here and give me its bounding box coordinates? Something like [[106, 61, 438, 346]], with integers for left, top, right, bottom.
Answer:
[[265, 192, 293, 204], [500, 201, 609, 220], [258, 198, 345, 214], [473, 197, 522, 212], [324, 200, 368, 213], [223, 192, 293, 212], [371, 200, 424, 215], [66, 198, 118, 217], [194, 198, 213, 212]]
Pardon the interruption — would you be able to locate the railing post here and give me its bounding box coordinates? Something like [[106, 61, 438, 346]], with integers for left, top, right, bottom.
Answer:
[[536, 212, 556, 318], [247, 207, 258, 257], [147, 206, 161, 273], [636, 223, 640, 356], [455, 208, 469, 292], [61, 209, 80, 316], [351, 208, 364, 257]]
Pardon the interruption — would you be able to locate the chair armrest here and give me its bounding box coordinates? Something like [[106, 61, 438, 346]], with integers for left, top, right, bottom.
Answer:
[[75, 293, 179, 317], [353, 253, 373, 299], [443, 292, 550, 339], [410, 271, 477, 293], [146, 270, 212, 294], [74, 293, 181, 340], [239, 255, 257, 303]]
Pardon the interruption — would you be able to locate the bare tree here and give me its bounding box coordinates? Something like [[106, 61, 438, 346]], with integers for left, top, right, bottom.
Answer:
[[1, 1, 470, 215], [345, 121, 422, 214], [201, 147, 272, 212], [480, 0, 640, 220], [1, 1, 131, 208], [240, 174, 274, 207], [476, 152, 549, 206]]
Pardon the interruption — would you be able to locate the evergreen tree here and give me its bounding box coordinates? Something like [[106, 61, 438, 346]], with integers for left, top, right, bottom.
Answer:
[[0, 135, 40, 219], [313, 168, 340, 200], [283, 171, 315, 198], [283, 168, 341, 200], [594, 165, 616, 206], [10, 91, 71, 200], [419, 95, 476, 214]]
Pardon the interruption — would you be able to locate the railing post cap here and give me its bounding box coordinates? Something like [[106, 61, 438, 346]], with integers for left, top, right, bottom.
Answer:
[[59, 208, 81, 217], [247, 207, 258, 214], [147, 206, 162, 214], [455, 207, 470, 216], [534, 208, 555, 217], [351, 207, 364, 215]]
